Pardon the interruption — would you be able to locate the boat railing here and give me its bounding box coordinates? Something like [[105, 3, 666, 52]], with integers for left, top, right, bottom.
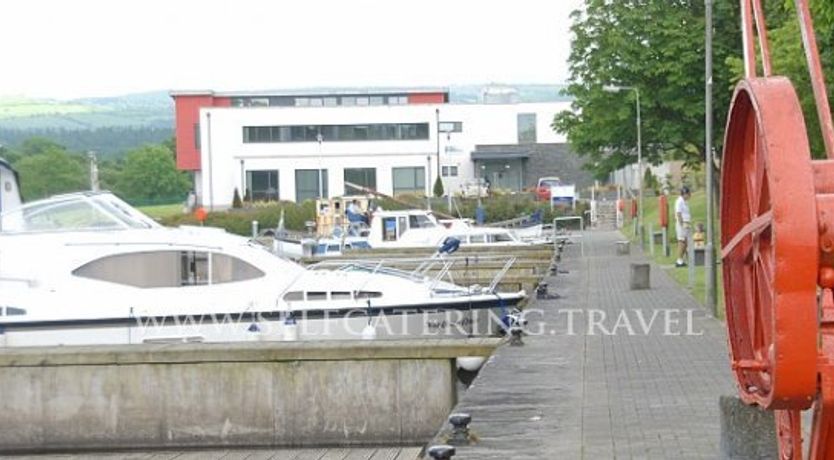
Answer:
[[306, 255, 517, 294]]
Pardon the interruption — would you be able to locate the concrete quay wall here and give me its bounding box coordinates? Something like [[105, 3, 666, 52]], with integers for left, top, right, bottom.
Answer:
[[0, 338, 497, 453]]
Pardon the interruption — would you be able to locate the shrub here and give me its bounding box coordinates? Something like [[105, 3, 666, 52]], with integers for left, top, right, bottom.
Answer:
[[231, 188, 243, 209]]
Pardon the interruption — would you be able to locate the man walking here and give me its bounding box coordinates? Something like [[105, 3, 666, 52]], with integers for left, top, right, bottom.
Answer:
[[675, 186, 692, 267]]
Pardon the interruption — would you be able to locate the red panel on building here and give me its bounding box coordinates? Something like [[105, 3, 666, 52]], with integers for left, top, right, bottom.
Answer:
[[407, 93, 447, 104], [173, 94, 230, 171]]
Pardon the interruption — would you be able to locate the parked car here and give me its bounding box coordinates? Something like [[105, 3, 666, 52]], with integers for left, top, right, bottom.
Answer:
[[535, 176, 562, 201]]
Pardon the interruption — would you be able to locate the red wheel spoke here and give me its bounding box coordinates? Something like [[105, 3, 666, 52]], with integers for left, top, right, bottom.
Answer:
[[721, 210, 773, 259]]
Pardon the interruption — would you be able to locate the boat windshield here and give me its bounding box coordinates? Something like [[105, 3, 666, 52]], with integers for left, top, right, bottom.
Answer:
[[0, 192, 160, 234]]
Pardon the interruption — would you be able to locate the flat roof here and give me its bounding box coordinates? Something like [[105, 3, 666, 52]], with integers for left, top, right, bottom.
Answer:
[[170, 87, 450, 98]]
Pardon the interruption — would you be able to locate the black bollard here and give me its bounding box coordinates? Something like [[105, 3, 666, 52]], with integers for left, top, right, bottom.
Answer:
[[427, 444, 456, 459], [448, 413, 471, 445]]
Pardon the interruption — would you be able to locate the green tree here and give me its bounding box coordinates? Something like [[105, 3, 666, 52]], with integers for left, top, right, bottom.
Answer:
[[14, 145, 87, 200], [433, 176, 444, 197], [116, 144, 191, 202], [724, 0, 834, 157], [553, 0, 741, 178]]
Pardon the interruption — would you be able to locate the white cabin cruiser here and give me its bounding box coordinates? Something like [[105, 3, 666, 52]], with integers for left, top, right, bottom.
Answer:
[[0, 158, 21, 216], [368, 209, 529, 249], [0, 192, 525, 347]]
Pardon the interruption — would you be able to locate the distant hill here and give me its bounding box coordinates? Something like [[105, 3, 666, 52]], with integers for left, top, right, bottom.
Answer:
[[0, 84, 570, 156]]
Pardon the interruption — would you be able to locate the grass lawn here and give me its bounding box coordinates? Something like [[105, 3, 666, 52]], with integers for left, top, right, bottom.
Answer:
[[622, 189, 725, 318], [137, 203, 185, 220]]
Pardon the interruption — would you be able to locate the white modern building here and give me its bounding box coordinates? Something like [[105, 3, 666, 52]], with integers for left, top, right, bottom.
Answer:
[[171, 88, 576, 208]]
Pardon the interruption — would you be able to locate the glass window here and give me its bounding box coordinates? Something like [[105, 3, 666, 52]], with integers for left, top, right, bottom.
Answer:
[[193, 123, 201, 150], [382, 217, 398, 241], [242, 123, 430, 143], [295, 98, 310, 107], [470, 234, 486, 243], [310, 98, 323, 107], [517, 113, 537, 143], [341, 96, 356, 106], [392, 167, 426, 195], [438, 121, 463, 133], [295, 169, 329, 202], [323, 97, 338, 107], [246, 170, 279, 201], [72, 251, 263, 288], [356, 97, 369, 106], [344, 168, 377, 194], [442, 166, 458, 177], [408, 214, 435, 229], [250, 98, 269, 107], [369, 96, 384, 106]]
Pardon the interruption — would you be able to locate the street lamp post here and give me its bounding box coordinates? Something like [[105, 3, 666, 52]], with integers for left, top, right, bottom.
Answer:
[[316, 133, 324, 201], [604, 84, 643, 247], [705, 0, 718, 315]]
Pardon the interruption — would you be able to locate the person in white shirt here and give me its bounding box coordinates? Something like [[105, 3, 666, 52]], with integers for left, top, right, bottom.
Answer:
[[675, 186, 692, 267]]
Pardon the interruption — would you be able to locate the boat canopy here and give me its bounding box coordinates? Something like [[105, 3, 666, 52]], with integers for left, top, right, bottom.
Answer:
[[0, 192, 161, 234]]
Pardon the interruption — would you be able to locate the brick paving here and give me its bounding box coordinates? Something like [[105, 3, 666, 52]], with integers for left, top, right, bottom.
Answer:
[[432, 230, 735, 459], [5, 447, 421, 460]]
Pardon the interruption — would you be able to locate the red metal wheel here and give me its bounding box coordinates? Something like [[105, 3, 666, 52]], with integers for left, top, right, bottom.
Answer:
[[776, 409, 803, 459], [721, 78, 819, 410]]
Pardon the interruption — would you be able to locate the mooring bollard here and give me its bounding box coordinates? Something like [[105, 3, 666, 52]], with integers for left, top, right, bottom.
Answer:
[[616, 240, 630, 255], [629, 263, 650, 290], [687, 231, 695, 289], [427, 445, 456, 460], [251, 220, 259, 238], [448, 413, 472, 445]]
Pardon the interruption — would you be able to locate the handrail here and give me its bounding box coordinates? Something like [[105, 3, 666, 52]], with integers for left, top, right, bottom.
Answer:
[[307, 254, 516, 295]]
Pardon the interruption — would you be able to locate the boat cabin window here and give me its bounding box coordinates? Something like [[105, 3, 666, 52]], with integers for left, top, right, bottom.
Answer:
[[283, 291, 304, 301], [470, 234, 486, 244], [408, 214, 435, 229], [355, 291, 383, 299], [307, 292, 328, 301], [0, 306, 26, 316], [397, 216, 407, 237], [331, 291, 352, 300], [490, 233, 515, 243], [73, 251, 265, 288], [382, 217, 398, 241]]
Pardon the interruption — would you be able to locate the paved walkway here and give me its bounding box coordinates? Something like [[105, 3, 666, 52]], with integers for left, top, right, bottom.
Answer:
[[433, 230, 735, 459]]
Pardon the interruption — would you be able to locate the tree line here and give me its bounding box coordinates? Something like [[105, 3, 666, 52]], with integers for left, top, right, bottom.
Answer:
[[554, 0, 834, 179], [0, 137, 191, 204], [0, 126, 173, 158]]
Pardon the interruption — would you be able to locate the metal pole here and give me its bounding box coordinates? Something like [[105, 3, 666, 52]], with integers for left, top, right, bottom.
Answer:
[[636, 89, 644, 250], [705, 0, 718, 315], [316, 133, 324, 200], [426, 155, 432, 211]]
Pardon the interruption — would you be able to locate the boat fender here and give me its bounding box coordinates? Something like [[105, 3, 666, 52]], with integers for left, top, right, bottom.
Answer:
[[439, 237, 461, 255]]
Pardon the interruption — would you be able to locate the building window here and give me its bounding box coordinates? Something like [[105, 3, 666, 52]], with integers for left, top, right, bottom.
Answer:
[[246, 170, 279, 201], [441, 166, 458, 177], [295, 169, 328, 202], [344, 168, 377, 194], [392, 167, 425, 196], [517, 113, 537, 143], [242, 123, 430, 143], [370, 96, 384, 106], [193, 123, 201, 150], [341, 96, 356, 106], [295, 98, 310, 107], [438, 121, 463, 133], [309, 98, 323, 107], [324, 97, 338, 107], [356, 97, 370, 106]]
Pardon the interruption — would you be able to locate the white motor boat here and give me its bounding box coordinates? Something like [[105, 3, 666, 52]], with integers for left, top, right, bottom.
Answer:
[[0, 192, 525, 348], [0, 158, 21, 215], [367, 209, 530, 249]]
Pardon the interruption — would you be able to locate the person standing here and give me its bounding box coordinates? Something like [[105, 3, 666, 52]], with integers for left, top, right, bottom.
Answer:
[[675, 186, 692, 267]]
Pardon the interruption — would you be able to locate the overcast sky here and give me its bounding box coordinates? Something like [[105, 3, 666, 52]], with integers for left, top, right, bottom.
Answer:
[[0, 0, 583, 100]]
